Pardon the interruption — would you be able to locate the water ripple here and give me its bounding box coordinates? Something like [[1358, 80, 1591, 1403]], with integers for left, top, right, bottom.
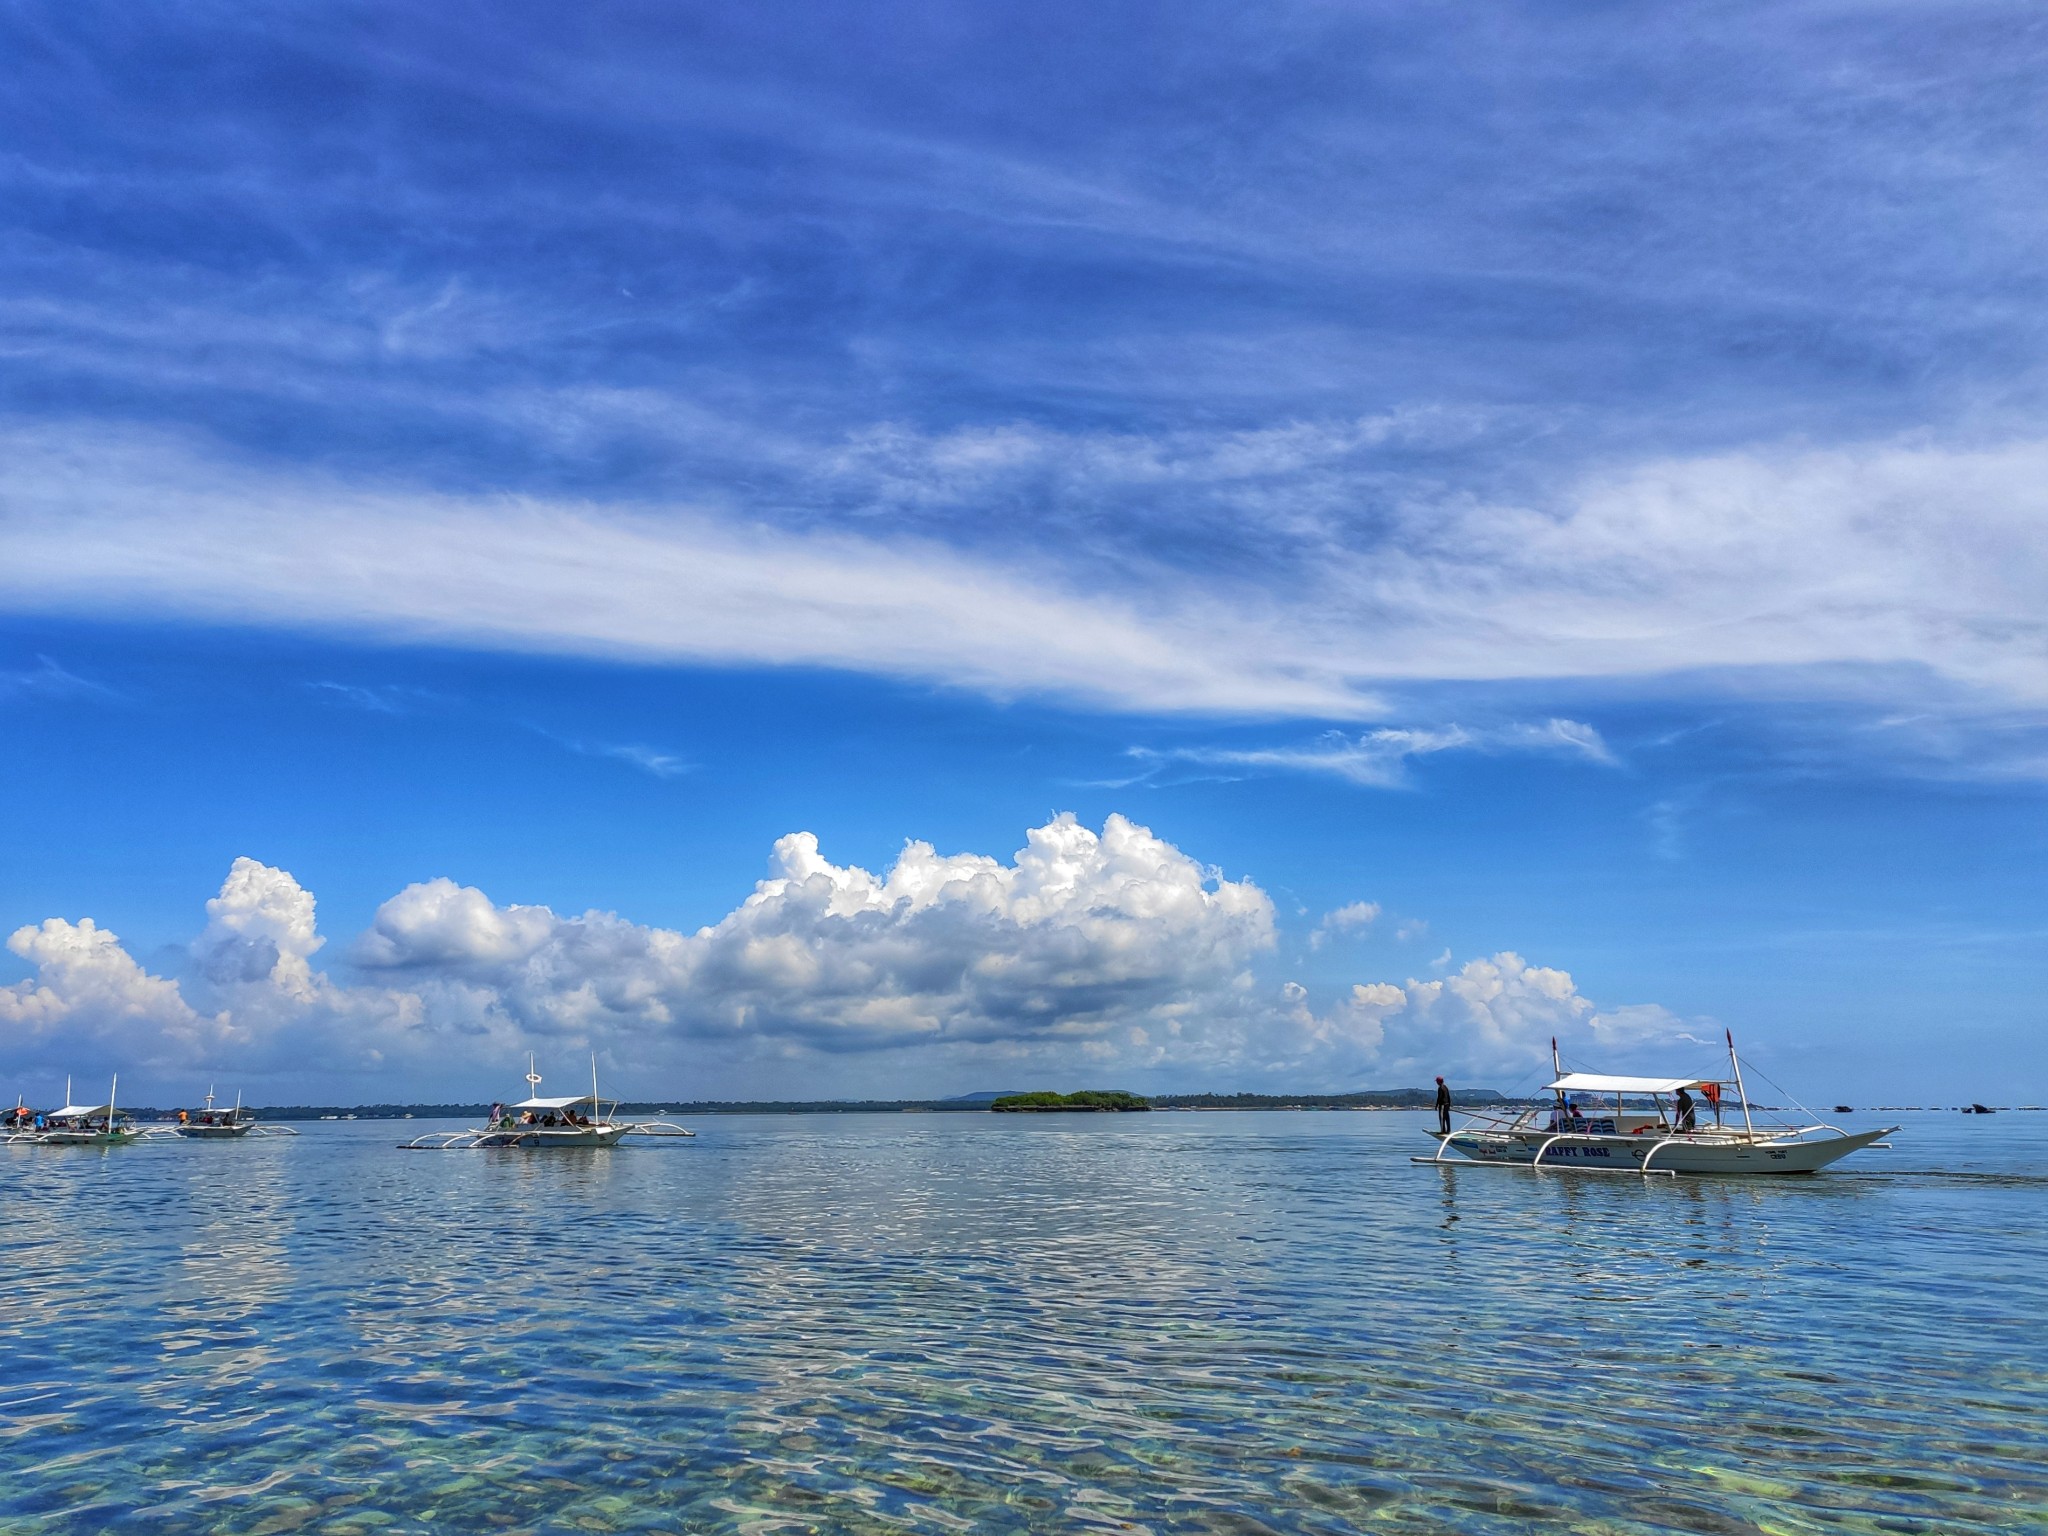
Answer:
[[2, 1113, 2045, 1532]]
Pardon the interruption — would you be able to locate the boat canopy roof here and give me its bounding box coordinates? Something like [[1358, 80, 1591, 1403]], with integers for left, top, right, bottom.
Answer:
[[509, 1093, 598, 1111], [50, 1103, 114, 1118], [1546, 1073, 1712, 1095]]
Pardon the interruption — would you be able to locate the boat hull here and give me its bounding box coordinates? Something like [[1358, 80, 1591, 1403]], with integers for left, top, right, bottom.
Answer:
[[474, 1125, 631, 1149], [1437, 1125, 1895, 1175], [6, 1129, 140, 1147]]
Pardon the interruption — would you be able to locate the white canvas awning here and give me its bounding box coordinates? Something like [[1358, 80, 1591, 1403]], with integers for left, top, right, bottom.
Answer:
[[1546, 1073, 1712, 1096], [508, 1094, 596, 1111], [49, 1104, 113, 1118]]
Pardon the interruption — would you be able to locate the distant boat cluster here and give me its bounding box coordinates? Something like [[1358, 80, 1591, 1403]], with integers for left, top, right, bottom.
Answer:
[[4, 1079, 296, 1146], [5, 1058, 691, 1152]]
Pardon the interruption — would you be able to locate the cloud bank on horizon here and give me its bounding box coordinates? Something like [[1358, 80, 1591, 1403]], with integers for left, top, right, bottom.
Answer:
[[0, 815, 1688, 1101]]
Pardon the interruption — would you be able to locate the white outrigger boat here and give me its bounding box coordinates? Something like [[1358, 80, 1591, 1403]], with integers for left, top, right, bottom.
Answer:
[[170, 1087, 297, 1139], [3, 1076, 141, 1147], [402, 1057, 695, 1150], [1423, 1034, 1898, 1177]]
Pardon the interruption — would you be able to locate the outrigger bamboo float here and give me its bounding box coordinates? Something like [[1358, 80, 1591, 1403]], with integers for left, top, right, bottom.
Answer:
[[1421, 1032, 1898, 1177], [401, 1057, 695, 1150]]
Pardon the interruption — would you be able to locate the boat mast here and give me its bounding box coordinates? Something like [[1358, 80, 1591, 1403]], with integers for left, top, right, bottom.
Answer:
[[108, 1072, 118, 1137], [1726, 1030, 1755, 1139], [591, 1053, 600, 1126]]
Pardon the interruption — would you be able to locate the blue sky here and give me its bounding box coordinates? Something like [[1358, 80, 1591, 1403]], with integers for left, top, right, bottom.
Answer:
[[1, 1, 2043, 1104]]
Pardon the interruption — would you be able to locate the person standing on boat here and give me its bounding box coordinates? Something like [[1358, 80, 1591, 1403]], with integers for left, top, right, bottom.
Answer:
[[1674, 1086, 1697, 1133], [1434, 1076, 1452, 1135]]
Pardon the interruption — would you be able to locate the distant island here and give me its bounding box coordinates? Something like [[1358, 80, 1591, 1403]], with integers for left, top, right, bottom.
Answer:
[[990, 1090, 1151, 1112]]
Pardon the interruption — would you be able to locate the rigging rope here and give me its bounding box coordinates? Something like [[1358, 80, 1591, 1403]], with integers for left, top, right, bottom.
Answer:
[[1732, 1053, 1834, 1128]]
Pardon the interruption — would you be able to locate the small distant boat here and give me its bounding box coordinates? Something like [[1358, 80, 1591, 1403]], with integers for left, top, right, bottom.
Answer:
[[3, 1076, 140, 1147], [171, 1087, 298, 1139], [1963, 1103, 1996, 1115], [1421, 1033, 1897, 1177], [401, 1056, 696, 1150], [1834, 1105, 1854, 1114]]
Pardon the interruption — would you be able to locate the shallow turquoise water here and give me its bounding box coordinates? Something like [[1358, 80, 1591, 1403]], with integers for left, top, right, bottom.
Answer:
[[2, 1110, 2043, 1534]]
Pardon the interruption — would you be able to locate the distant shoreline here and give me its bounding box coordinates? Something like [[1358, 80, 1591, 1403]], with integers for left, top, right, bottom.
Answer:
[[63, 1098, 2034, 1122], [98, 1088, 1525, 1121]]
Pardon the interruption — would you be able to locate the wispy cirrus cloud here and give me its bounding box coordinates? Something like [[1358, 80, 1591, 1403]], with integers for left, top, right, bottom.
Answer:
[[1, 6, 2045, 757], [307, 680, 445, 715], [5, 422, 2044, 743], [1152, 719, 1616, 788], [559, 739, 691, 779], [0, 427, 1378, 719], [0, 656, 114, 703]]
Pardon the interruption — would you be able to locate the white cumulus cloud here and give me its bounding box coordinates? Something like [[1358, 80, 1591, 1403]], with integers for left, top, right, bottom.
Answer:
[[1, 916, 221, 1058], [0, 820, 1700, 1098], [1282, 952, 1697, 1086], [194, 856, 325, 999], [355, 812, 1278, 1055], [1309, 900, 1380, 949]]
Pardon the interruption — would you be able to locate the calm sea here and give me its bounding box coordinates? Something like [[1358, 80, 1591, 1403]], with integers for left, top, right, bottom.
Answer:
[[2, 1109, 2043, 1534]]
